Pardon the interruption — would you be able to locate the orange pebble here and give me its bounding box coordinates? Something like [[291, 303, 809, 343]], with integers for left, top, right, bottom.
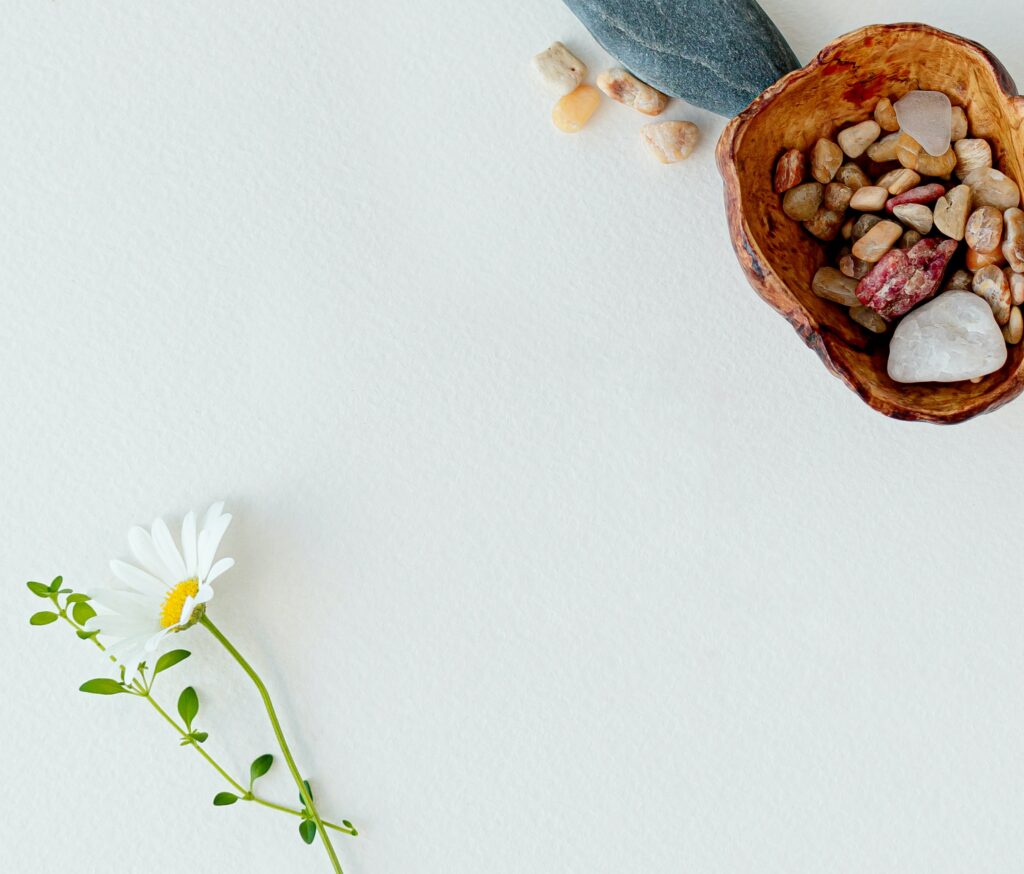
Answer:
[[552, 85, 601, 133]]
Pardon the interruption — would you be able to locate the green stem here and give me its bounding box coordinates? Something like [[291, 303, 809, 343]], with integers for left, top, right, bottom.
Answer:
[[201, 615, 344, 874]]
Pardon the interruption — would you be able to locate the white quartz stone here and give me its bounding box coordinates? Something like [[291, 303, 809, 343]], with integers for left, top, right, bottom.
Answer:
[[888, 292, 1007, 383], [894, 90, 952, 157]]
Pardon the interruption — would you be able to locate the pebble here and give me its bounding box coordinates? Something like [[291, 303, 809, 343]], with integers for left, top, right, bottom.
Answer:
[[836, 163, 870, 190], [852, 213, 883, 240], [551, 84, 601, 132], [597, 68, 669, 116], [852, 220, 903, 262], [867, 132, 902, 162], [640, 121, 699, 163], [838, 120, 881, 158], [973, 264, 1012, 324], [850, 305, 888, 333], [901, 229, 923, 249], [1003, 306, 1024, 344], [896, 133, 956, 176], [951, 106, 968, 142], [966, 246, 1006, 271], [874, 98, 899, 132], [774, 149, 805, 193], [840, 253, 871, 279], [886, 183, 945, 211], [1010, 272, 1024, 305], [841, 217, 855, 240], [812, 266, 860, 305], [933, 184, 972, 240], [894, 90, 952, 156], [946, 269, 973, 291], [811, 138, 843, 184], [782, 182, 823, 222], [855, 237, 957, 318], [804, 208, 843, 241], [1003, 208, 1024, 272], [531, 42, 588, 95], [893, 203, 933, 234], [877, 168, 920, 195], [964, 206, 1003, 254], [963, 167, 1021, 210], [887, 292, 1006, 383], [953, 139, 992, 178], [850, 186, 888, 211], [824, 182, 853, 212]]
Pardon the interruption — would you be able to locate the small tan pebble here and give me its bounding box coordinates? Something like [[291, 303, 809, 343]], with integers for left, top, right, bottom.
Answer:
[[901, 229, 923, 249], [877, 168, 921, 195], [867, 132, 902, 162], [841, 216, 855, 240], [839, 253, 871, 279], [897, 133, 955, 176], [852, 213, 882, 240], [597, 68, 669, 116], [965, 206, 1004, 254], [950, 106, 968, 142], [850, 185, 888, 211], [811, 138, 843, 183], [531, 42, 587, 96], [973, 264, 1012, 324], [954, 138, 992, 178], [893, 203, 933, 234], [1009, 272, 1024, 305], [852, 219, 903, 262], [1003, 305, 1023, 344], [971, 376, 984, 384], [773, 148, 805, 193], [895, 132, 923, 168], [850, 305, 888, 333], [966, 246, 1006, 271], [812, 266, 860, 305], [551, 84, 601, 132], [782, 182, 823, 221], [1003, 207, 1024, 272], [963, 167, 1021, 210], [824, 182, 853, 212], [838, 120, 881, 158], [874, 98, 900, 132], [804, 207, 843, 241], [933, 184, 972, 240], [836, 163, 871, 190], [640, 121, 698, 163], [945, 269, 973, 291]]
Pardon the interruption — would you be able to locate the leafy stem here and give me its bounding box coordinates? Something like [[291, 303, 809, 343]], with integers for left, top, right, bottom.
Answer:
[[201, 614, 345, 872]]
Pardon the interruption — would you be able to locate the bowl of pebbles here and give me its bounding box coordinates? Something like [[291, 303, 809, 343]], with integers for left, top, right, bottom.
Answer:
[[717, 22, 1024, 423]]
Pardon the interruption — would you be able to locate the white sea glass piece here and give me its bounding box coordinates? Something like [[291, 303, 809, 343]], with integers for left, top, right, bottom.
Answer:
[[894, 90, 952, 157], [888, 292, 1007, 383]]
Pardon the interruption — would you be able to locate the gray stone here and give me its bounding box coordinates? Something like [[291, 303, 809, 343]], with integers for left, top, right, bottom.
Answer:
[[562, 0, 799, 117]]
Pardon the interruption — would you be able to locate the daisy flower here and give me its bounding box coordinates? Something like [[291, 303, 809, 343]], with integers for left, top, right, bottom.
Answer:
[[86, 502, 234, 668]]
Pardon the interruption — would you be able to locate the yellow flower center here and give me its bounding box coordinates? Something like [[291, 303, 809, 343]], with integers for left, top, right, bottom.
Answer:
[[161, 577, 199, 628]]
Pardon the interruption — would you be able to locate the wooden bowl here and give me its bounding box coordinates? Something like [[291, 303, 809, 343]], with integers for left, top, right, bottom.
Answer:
[[716, 23, 1024, 423]]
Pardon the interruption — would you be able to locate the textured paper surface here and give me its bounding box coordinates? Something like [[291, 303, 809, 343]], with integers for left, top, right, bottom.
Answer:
[[3, 1, 1024, 871]]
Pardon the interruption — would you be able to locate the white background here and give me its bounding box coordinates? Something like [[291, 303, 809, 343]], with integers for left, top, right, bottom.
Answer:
[[3, 1, 1024, 872]]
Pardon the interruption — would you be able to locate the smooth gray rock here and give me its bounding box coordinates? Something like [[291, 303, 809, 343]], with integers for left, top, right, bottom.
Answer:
[[562, 0, 800, 117]]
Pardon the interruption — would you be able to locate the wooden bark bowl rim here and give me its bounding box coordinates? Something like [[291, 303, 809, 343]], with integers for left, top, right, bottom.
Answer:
[[716, 23, 1024, 424]]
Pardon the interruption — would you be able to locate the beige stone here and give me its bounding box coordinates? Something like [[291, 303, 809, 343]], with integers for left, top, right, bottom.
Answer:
[[876, 168, 921, 195], [963, 167, 1021, 210], [850, 305, 887, 333], [933, 184, 972, 240], [850, 186, 888, 211], [954, 139, 992, 178], [531, 42, 587, 96], [640, 121, 699, 163], [597, 68, 669, 116], [874, 98, 899, 132], [950, 106, 968, 142], [836, 163, 870, 191], [782, 182, 823, 221], [804, 208, 843, 241], [1003, 207, 1024, 272], [812, 267, 860, 305], [824, 182, 853, 212], [811, 138, 843, 183], [838, 120, 881, 158], [893, 203, 933, 234], [551, 85, 601, 132], [1003, 306, 1023, 344], [965, 206, 1003, 254], [973, 264, 1012, 324], [866, 132, 902, 162], [852, 220, 902, 262]]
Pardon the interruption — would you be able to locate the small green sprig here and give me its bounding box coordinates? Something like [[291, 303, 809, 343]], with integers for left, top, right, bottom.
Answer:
[[27, 577, 359, 849]]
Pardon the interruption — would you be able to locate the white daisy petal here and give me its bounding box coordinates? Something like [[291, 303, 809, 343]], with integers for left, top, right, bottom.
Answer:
[[108, 633, 154, 667], [110, 560, 167, 598], [193, 585, 215, 606], [151, 518, 187, 581], [90, 588, 155, 618], [144, 628, 174, 653], [181, 511, 198, 577], [203, 501, 226, 531], [128, 526, 175, 583], [178, 594, 196, 626], [197, 514, 232, 581], [91, 613, 157, 637], [205, 557, 234, 585]]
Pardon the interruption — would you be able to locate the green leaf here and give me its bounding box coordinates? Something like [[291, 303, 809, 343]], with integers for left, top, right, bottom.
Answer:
[[298, 820, 317, 844], [299, 779, 314, 805], [177, 686, 199, 729], [249, 754, 274, 787], [191, 731, 209, 743], [79, 678, 127, 695], [29, 611, 58, 626], [212, 792, 238, 806], [48, 576, 64, 593], [26, 581, 50, 598], [65, 593, 90, 604], [153, 649, 191, 677], [72, 601, 96, 625], [76, 629, 100, 640]]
